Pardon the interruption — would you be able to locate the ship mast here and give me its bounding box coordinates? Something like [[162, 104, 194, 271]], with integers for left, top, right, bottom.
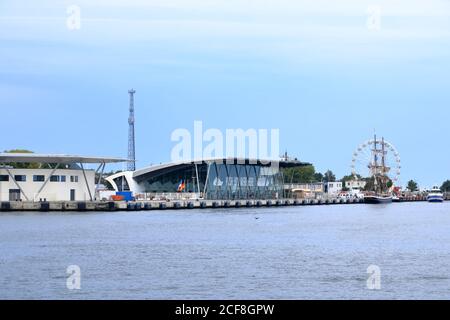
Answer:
[[372, 134, 378, 193]]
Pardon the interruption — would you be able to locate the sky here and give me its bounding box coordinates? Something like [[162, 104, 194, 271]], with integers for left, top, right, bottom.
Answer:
[[1, 0, 450, 188]]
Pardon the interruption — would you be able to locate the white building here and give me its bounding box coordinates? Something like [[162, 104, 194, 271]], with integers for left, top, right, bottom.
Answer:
[[0, 153, 127, 202], [325, 181, 342, 195], [345, 180, 367, 191]]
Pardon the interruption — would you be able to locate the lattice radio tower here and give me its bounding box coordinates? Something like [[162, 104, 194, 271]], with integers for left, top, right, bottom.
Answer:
[[128, 89, 136, 171]]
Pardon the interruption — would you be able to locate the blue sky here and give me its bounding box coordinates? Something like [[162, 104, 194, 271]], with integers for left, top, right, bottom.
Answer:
[[1, 0, 450, 188]]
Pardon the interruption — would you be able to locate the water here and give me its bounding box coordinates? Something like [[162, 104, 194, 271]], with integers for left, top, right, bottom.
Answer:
[[1, 202, 450, 300]]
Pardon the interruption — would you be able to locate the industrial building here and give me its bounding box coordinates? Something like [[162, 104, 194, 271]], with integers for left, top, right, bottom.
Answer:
[[0, 153, 127, 202], [106, 158, 309, 200]]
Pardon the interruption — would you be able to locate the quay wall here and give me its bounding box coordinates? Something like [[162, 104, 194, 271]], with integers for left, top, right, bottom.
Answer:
[[0, 196, 434, 212]]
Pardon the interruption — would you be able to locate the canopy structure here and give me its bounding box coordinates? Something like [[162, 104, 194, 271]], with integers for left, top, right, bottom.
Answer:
[[0, 153, 128, 164], [0, 153, 129, 202], [133, 157, 310, 179]]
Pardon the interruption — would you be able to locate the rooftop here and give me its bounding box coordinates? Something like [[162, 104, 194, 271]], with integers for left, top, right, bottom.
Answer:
[[0, 153, 129, 164]]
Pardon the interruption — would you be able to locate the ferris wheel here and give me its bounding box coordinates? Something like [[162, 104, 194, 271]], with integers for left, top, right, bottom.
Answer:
[[351, 137, 401, 184]]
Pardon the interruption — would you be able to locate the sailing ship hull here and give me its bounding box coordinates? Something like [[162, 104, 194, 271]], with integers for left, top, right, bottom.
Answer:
[[364, 195, 393, 204]]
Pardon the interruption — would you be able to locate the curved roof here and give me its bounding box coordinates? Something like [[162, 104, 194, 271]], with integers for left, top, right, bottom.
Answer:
[[0, 153, 128, 164], [133, 157, 310, 180]]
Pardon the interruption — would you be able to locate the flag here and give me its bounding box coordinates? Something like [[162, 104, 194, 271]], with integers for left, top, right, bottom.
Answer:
[[177, 180, 186, 192]]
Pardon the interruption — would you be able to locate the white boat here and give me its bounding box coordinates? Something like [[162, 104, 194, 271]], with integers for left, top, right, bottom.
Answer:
[[427, 186, 444, 203]]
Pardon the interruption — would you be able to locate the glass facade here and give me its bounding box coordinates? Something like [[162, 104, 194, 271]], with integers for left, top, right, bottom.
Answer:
[[204, 162, 284, 200], [136, 161, 284, 200], [138, 164, 207, 193]]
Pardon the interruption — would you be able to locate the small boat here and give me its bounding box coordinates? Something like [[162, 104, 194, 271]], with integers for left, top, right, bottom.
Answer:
[[427, 186, 444, 203]]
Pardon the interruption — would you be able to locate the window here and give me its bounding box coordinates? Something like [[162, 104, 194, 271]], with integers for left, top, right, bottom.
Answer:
[[33, 175, 45, 182], [70, 176, 79, 183], [14, 175, 27, 182], [0, 175, 9, 182], [60, 176, 66, 182], [50, 175, 60, 182]]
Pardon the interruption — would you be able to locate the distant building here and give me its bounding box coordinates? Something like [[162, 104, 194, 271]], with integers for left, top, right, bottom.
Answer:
[[345, 180, 367, 190], [289, 183, 324, 199], [107, 158, 310, 200], [325, 181, 343, 195], [0, 153, 127, 202]]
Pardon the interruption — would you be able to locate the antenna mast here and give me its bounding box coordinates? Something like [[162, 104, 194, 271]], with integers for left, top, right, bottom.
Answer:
[[128, 89, 136, 171]]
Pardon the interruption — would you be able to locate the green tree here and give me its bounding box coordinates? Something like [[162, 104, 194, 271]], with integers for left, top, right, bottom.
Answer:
[[2, 149, 40, 169], [363, 176, 375, 191], [323, 170, 336, 183], [407, 180, 419, 192], [441, 180, 450, 192], [341, 173, 362, 181], [283, 165, 322, 183], [313, 172, 324, 182]]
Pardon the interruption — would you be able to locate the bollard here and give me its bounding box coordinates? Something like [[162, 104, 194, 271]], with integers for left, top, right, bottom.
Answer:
[[77, 202, 87, 211], [1, 202, 11, 211], [108, 201, 116, 211], [40, 202, 50, 212]]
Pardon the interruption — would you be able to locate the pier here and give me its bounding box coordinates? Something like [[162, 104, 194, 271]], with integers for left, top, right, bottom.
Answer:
[[0, 196, 438, 212]]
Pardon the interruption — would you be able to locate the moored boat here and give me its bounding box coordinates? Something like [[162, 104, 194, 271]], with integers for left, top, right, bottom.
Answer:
[[427, 186, 444, 203], [364, 193, 393, 204], [362, 134, 394, 204]]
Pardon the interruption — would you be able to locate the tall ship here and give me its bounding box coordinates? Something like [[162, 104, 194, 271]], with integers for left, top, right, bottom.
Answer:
[[427, 186, 444, 203], [351, 134, 401, 204], [363, 135, 393, 203]]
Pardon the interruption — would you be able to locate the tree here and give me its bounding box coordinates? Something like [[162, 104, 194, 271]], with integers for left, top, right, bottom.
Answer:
[[323, 170, 336, 183], [313, 172, 324, 182], [341, 173, 362, 183], [2, 149, 40, 169], [283, 165, 322, 184], [441, 180, 450, 192], [363, 176, 375, 191], [407, 180, 418, 192]]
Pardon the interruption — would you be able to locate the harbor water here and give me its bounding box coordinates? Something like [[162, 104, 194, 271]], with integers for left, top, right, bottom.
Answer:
[[1, 202, 450, 300]]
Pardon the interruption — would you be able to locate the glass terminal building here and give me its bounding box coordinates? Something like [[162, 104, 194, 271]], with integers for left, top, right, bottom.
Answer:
[[107, 158, 309, 200]]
